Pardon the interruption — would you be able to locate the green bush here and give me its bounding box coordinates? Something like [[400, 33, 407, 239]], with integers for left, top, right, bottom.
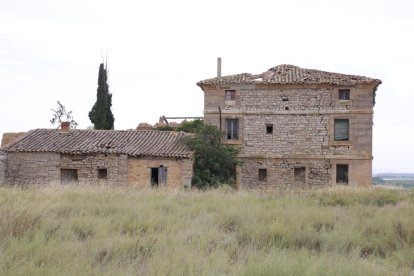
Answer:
[[184, 123, 241, 188]]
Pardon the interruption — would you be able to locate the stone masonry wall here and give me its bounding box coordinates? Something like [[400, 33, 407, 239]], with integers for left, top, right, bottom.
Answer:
[[60, 153, 128, 185], [127, 157, 193, 188], [204, 85, 374, 113], [203, 83, 375, 187], [5, 152, 60, 185], [243, 114, 329, 156], [241, 113, 372, 157], [241, 158, 332, 189], [5, 152, 128, 185], [205, 86, 373, 159]]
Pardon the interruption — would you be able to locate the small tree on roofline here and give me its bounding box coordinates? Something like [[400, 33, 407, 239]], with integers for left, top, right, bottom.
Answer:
[[50, 101, 78, 129], [183, 122, 240, 188], [176, 119, 204, 133]]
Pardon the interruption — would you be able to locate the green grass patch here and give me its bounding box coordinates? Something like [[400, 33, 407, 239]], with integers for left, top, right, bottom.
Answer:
[[0, 186, 413, 275]]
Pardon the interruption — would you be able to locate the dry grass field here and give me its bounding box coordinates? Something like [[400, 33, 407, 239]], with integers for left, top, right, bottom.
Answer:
[[0, 185, 413, 275]]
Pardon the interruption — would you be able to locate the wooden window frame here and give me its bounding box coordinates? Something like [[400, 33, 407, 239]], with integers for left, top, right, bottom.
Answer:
[[225, 90, 236, 101], [338, 89, 350, 101], [334, 119, 350, 141], [225, 119, 239, 140]]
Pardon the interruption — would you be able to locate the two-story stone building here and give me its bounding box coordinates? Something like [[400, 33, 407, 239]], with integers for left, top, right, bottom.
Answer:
[[197, 63, 381, 189]]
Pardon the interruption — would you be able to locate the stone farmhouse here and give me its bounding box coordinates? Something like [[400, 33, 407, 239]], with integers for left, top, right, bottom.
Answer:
[[197, 62, 381, 189], [1, 123, 193, 187]]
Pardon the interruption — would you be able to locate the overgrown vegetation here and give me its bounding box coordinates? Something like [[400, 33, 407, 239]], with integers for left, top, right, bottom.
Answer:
[[0, 186, 413, 275], [175, 119, 204, 133], [155, 120, 240, 188], [182, 121, 240, 188], [154, 119, 204, 133]]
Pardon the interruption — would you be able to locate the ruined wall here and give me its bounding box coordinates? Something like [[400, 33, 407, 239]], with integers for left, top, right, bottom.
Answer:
[[5, 152, 128, 185], [1, 132, 26, 148], [127, 157, 193, 188]]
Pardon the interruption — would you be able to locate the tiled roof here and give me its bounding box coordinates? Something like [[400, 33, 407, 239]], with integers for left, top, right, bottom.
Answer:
[[197, 64, 381, 86], [3, 129, 193, 158]]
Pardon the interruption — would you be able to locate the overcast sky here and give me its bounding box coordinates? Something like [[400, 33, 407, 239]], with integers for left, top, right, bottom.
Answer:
[[1, 0, 413, 173]]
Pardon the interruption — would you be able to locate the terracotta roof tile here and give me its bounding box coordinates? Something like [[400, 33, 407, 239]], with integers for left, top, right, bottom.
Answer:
[[197, 64, 381, 86], [3, 129, 193, 158]]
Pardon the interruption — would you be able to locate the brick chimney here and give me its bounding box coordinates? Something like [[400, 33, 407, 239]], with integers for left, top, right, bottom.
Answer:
[[60, 121, 70, 132]]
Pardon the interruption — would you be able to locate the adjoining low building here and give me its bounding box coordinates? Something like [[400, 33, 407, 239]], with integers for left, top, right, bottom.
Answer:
[[2, 124, 194, 187], [198, 62, 381, 189]]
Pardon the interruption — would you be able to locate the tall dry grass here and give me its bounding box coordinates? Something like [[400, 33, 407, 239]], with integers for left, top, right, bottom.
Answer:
[[0, 185, 413, 275]]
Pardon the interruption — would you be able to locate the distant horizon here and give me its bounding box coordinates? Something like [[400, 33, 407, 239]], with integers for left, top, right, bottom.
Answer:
[[373, 172, 414, 176]]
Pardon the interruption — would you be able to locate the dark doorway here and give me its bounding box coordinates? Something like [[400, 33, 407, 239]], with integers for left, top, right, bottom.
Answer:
[[336, 164, 349, 184], [150, 166, 167, 187], [151, 168, 159, 186]]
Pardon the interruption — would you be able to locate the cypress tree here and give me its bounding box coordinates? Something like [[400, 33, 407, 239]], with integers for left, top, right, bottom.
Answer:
[[89, 63, 114, 130]]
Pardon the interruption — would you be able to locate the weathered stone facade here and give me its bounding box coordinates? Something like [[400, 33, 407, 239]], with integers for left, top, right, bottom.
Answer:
[[4, 152, 192, 187], [5, 152, 60, 185], [4, 152, 128, 185], [198, 64, 381, 189], [60, 154, 128, 185], [2, 129, 194, 187], [128, 157, 193, 188]]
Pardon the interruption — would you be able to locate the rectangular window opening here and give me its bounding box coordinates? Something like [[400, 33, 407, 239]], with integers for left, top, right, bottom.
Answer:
[[339, 89, 350, 100], [225, 90, 236, 101], [266, 124, 273, 134], [61, 169, 78, 184], [294, 167, 306, 182], [334, 119, 349, 141], [336, 164, 349, 184], [98, 168, 108, 180], [259, 169, 267, 181], [225, 119, 239, 140]]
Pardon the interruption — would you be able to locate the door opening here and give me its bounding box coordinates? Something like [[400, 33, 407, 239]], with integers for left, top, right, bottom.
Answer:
[[150, 166, 167, 187]]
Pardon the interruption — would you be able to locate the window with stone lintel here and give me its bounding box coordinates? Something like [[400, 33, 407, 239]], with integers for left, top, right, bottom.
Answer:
[[225, 119, 239, 140]]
